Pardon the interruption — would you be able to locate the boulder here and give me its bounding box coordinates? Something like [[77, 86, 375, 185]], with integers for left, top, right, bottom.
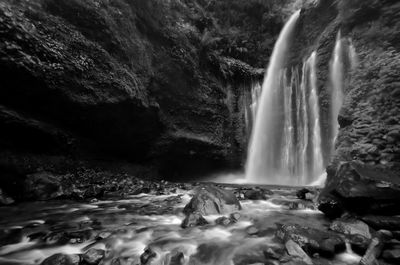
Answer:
[[276, 224, 346, 257], [359, 238, 382, 265], [40, 254, 80, 265], [285, 240, 313, 265], [183, 186, 241, 216], [82, 249, 105, 265], [215, 216, 233, 226], [318, 162, 400, 216], [181, 212, 208, 229], [330, 218, 372, 239], [361, 215, 400, 231], [243, 189, 268, 200]]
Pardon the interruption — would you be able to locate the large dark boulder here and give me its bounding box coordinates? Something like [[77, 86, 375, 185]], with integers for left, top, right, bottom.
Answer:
[[40, 254, 80, 265], [318, 162, 400, 216], [183, 185, 241, 216], [276, 224, 346, 258]]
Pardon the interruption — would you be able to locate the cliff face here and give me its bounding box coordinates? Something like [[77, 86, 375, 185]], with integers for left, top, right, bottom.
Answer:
[[0, 0, 289, 189], [295, 0, 400, 216], [277, 0, 400, 216]]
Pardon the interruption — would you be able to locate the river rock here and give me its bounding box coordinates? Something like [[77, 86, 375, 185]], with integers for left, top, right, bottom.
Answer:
[[41, 254, 80, 265], [215, 216, 233, 226], [361, 215, 400, 231], [82, 249, 105, 265], [318, 162, 400, 216], [276, 224, 346, 257], [359, 238, 382, 265], [285, 240, 313, 265], [181, 212, 208, 228], [243, 189, 268, 200], [140, 248, 157, 265], [330, 218, 372, 239], [183, 186, 241, 216]]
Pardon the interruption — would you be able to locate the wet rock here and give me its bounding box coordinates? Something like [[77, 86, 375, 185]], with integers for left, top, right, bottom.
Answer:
[[41, 253, 80, 265], [361, 215, 400, 231], [317, 194, 345, 219], [168, 252, 184, 265], [330, 218, 372, 239], [183, 185, 241, 216], [215, 216, 233, 226], [296, 189, 316, 201], [243, 189, 268, 200], [181, 212, 208, 228], [24, 171, 63, 200], [349, 234, 371, 255], [276, 224, 346, 257], [360, 238, 382, 265], [246, 226, 259, 235], [285, 240, 313, 265], [82, 249, 105, 265], [140, 248, 157, 265], [318, 162, 400, 216], [382, 248, 400, 263], [230, 212, 241, 222]]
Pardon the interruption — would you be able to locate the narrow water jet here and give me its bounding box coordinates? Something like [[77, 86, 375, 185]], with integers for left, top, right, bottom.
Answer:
[[245, 10, 301, 184], [308, 52, 324, 179], [329, 32, 344, 148]]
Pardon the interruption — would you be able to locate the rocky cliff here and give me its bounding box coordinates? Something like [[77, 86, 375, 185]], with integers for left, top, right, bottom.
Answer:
[[296, 0, 400, 217], [0, 0, 292, 194]]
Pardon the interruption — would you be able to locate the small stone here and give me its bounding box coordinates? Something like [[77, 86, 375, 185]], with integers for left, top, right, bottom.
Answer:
[[230, 212, 241, 222], [215, 216, 232, 226], [181, 212, 208, 228], [140, 248, 157, 265], [246, 226, 259, 235]]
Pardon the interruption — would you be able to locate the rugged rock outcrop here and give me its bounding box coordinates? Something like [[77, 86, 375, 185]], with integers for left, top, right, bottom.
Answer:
[[314, 0, 400, 217], [0, 0, 290, 190], [183, 185, 241, 216]]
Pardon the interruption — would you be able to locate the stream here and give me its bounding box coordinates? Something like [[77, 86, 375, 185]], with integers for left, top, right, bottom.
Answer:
[[0, 185, 361, 265]]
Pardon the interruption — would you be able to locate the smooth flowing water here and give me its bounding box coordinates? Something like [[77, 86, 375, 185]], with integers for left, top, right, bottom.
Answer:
[[329, 32, 344, 149], [245, 9, 325, 185], [0, 187, 361, 265], [246, 10, 301, 184]]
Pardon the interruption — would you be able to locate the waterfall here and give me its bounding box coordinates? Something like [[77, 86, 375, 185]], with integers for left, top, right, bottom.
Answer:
[[329, 32, 344, 147], [245, 10, 301, 184], [308, 52, 324, 179], [246, 49, 325, 185]]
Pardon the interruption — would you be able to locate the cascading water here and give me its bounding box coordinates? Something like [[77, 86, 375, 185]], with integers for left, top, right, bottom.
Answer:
[[246, 10, 325, 185], [308, 52, 324, 179], [245, 10, 301, 184], [329, 32, 344, 147]]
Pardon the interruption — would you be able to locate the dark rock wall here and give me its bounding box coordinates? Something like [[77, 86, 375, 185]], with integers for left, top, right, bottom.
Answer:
[[0, 0, 280, 183]]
